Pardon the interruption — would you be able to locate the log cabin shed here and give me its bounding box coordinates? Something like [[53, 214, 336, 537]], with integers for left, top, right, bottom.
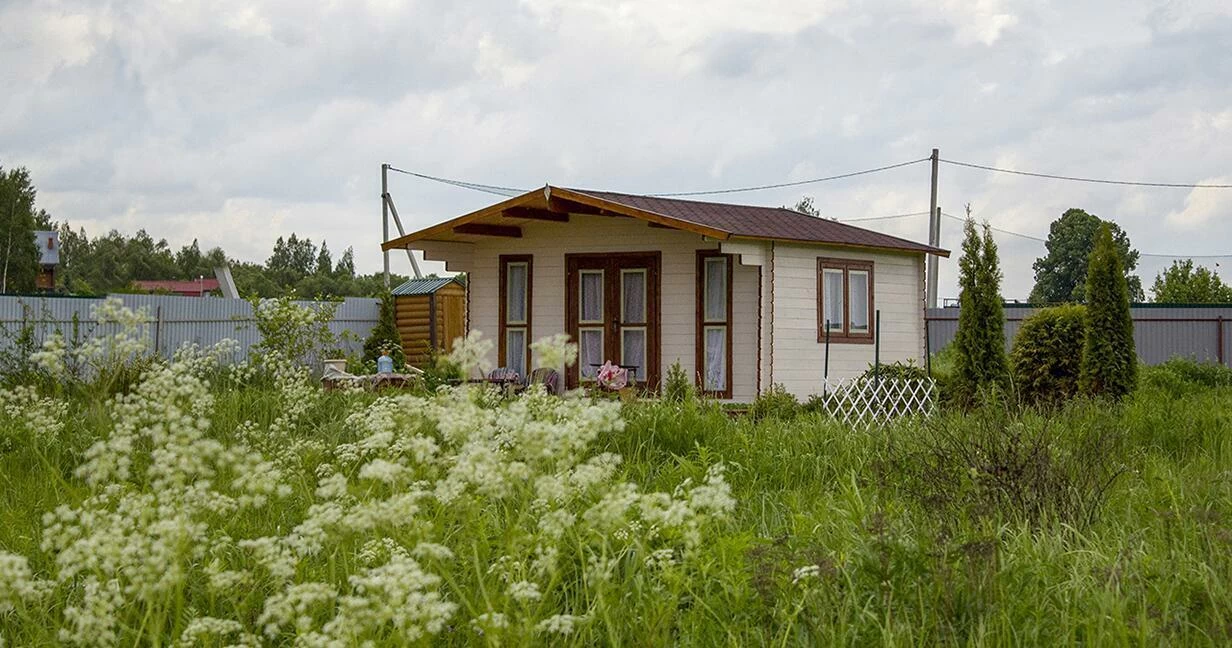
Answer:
[[382, 186, 948, 401], [392, 276, 467, 367]]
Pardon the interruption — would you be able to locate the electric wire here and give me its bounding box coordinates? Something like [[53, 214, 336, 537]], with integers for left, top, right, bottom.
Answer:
[[838, 211, 930, 223], [941, 212, 1232, 259], [646, 158, 930, 197], [386, 165, 524, 197], [940, 159, 1232, 189]]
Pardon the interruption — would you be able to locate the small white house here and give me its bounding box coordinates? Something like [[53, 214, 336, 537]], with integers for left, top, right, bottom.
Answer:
[[382, 186, 949, 401]]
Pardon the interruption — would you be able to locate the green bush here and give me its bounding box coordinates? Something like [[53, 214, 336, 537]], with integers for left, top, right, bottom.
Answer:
[[1010, 305, 1086, 406], [1079, 223, 1137, 399], [1140, 357, 1232, 395], [662, 360, 695, 403], [749, 383, 799, 421]]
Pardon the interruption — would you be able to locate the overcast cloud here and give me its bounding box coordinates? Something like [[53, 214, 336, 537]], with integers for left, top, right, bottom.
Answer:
[[2, 0, 1231, 299]]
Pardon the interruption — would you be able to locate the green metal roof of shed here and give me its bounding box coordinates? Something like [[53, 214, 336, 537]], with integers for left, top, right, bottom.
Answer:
[[391, 277, 462, 295]]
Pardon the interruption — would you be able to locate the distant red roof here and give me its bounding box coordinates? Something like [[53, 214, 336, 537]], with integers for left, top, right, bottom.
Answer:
[[133, 279, 220, 296]]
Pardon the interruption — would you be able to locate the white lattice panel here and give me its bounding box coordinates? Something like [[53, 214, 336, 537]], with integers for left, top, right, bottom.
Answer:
[[815, 377, 937, 430]]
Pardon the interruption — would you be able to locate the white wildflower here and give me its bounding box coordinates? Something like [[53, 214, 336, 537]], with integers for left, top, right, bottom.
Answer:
[[0, 551, 52, 613], [529, 332, 578, 370], [507, 579, 542, 603], [792, 564, 822, 584], [536, 614, 587, 635], [447, 330, 493, 377]]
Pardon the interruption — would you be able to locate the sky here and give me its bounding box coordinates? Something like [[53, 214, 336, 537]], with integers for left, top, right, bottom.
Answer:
[[2, 0, 1231, 300]]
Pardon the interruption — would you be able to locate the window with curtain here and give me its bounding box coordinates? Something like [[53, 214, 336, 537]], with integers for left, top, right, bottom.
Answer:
[[817, 258, 874, 343], [500, 255, 532, 375], [697, 251, 732, 397], [578, 269, 604, 380]]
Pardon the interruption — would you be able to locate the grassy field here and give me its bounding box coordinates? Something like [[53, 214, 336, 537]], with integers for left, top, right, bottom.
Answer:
[[1, 344, 1231, 645]]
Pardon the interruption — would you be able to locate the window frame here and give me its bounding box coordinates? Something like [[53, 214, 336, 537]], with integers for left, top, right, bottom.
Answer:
[[499, 255, 533, 374], [816, 257, 874, 344], [696, 250, 733, 398]]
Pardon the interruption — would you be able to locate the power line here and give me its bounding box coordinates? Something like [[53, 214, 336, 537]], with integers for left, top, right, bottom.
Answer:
[[387, 157, 930, 200], [838, 211, 930, 223], [941, 159, 1232, 189], [647, 158, 930, 197], [386, 165, 524, 197], [941, 212, 1232, 259]]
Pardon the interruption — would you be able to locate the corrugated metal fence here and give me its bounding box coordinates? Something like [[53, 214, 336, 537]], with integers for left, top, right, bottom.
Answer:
[[926, 305, 1232, 367], [0, 294, 379, 362]]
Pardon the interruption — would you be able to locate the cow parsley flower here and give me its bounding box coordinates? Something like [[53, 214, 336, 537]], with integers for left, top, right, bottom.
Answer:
[[507, 580, 542, 603], [536, 614, 587, 635]]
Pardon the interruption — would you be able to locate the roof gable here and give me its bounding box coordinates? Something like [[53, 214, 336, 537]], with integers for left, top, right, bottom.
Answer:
[[382, 186, 949, 257]]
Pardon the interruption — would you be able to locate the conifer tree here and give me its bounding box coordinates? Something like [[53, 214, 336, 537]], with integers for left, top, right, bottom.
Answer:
[[953, 217, 1008, 401], [1079, 223, 1137, 398]]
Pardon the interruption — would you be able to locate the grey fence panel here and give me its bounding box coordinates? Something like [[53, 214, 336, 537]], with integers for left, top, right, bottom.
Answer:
[[0, 294, 378, 364], [926, 305, 1232, 367]]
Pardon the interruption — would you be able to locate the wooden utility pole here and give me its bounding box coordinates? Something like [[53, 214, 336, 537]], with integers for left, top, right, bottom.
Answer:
[[926, 148, 940, 309], [382, 163, 390, 289]]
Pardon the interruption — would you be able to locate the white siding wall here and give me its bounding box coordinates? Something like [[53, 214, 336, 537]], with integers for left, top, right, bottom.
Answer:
[[421, 215, 760, 401], [769, 243, 926, 400]]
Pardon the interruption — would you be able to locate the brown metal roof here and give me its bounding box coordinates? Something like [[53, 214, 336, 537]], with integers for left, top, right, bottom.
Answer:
[[381, 185, 949, 257], [570, 189, 947, 256]]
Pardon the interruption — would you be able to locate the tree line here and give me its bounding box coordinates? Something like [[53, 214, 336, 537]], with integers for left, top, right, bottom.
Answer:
[[2, 164, 405, 298]]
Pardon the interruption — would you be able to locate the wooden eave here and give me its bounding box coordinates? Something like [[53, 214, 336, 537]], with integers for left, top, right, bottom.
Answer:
[[381, 186, 732, 251]]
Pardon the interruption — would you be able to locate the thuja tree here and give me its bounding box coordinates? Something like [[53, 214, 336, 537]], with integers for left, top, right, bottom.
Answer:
[[1079, 223, 1137, 398], [953, 217, 1009, 402]]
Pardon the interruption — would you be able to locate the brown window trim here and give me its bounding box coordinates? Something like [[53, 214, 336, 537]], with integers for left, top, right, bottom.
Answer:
[[817, 257, 874, 344], [697, 250, 734, 398], [565, 251, 662, 391], [499, 255, 533, 372]]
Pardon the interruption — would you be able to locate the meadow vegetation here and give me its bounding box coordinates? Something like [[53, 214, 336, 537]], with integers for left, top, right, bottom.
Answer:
[[0, 299, 1230, 646]]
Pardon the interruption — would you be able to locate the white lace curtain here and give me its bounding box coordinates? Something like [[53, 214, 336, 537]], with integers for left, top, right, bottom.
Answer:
[[704, 327, 726, 391]]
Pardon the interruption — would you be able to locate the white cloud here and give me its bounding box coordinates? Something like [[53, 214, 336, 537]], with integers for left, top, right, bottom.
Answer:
[[1166, 180, 1232, 229], [0, 0, 1229, 302]]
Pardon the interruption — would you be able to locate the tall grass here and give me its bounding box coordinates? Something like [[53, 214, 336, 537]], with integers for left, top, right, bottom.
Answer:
[[1, 345, 1231, 645]]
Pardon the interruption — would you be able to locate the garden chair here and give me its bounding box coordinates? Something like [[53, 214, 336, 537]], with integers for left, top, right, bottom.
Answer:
[[484, 367, 523, 396], [528, 368, 562, 395]]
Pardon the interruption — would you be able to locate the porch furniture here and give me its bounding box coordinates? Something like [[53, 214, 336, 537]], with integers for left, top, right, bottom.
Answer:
[[528, 367, 563, 395]]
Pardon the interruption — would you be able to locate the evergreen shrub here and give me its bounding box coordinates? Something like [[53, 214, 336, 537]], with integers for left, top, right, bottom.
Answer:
[[1010, 304, 1086, 406]]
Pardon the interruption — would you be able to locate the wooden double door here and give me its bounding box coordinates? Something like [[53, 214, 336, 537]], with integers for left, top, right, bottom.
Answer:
[[565, 252, 661, 389]]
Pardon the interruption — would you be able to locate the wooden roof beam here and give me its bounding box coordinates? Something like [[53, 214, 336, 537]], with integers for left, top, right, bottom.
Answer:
[[546, 197, 603, 215], [453, 223, 522, 238], [502, 207, 568, 222]]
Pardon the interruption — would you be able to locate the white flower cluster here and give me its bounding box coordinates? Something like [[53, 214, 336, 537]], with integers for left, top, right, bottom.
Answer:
[[529, 332, 578, 371], [27, 298, 155, 385], [0, 384, 68, 446], [4, 331, 738, 645], [0, 551, 52, 613]]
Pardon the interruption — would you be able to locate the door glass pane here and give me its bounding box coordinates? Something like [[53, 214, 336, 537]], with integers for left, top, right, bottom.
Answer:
[[505, 328, 526, 376], [506, 263, 527, 324], [848, 270, 869, 334], [621, 328, 646, 381], [580, 271, 603, 323], [579, 328, 603, 380], [704, 257, 727, 322], [622, 270, 646, 324], [704, 326, 726, 392], [823, 269, 845, 332]]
